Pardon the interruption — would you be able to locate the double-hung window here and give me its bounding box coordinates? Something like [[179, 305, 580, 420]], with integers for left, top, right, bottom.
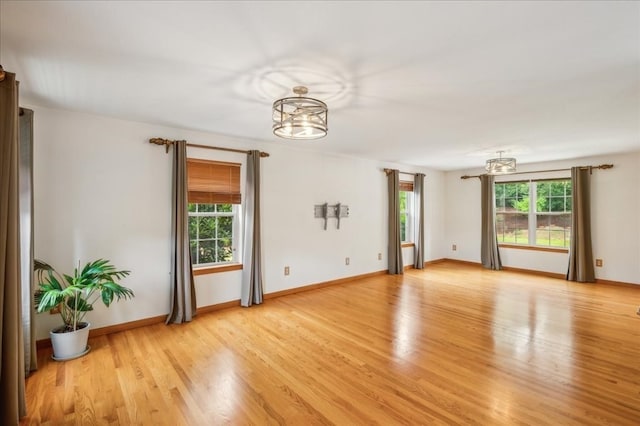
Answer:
[[188, 203, 239, 264], [187, 159, 242, 267], [495, 179, 571, 248], [399, 180, 414, 244]]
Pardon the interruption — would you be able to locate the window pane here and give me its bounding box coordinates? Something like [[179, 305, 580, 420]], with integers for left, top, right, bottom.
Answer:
[[216, 239, 233, 262], [189, 216, 198, 240], [515, 192, 529, 211], [199, 216, 216, 239], [198, 240, 216, 264], [535, 214, 551, 246], [536, 181, 571, 214], [199, 203, 215, 212], [188, 203, 197, 212], [497, 213, 528, 244], [218, 216, 232, 238], [549, 197, 565, 212], [503, 183, 529, 213], [514, 213, 529, 244], [536, 213, 570, 247], [217, 204, 232, 212]]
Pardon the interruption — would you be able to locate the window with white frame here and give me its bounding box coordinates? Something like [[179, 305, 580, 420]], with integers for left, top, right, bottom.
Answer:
[[187, 159, 242, 267], [495, 179, 571, 248], [188, 203, 240, 265], [399, 180, 414, 243]]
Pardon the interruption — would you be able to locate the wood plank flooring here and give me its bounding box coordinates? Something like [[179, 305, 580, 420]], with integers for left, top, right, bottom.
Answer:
[[21, 262, 640, 425]]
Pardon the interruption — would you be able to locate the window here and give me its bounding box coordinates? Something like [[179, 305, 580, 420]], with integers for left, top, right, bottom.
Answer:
[[187, 159, 242, 267], [399, 180, 414, 243], [188, 203, 239, 265], [495, 179, 571, 248]]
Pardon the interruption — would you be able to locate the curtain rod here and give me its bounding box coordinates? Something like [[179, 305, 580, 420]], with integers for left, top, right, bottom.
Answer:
[[460, 164, 613, 180], [383, 168, 422, 176], [149, 137, 270, 157]]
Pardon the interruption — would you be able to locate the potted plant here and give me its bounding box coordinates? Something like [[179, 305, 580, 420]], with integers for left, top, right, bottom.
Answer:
[[35, 258, 134, 360]]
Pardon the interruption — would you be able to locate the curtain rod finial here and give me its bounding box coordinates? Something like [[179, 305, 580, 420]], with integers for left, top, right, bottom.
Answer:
[[150, 137, 174, 153]]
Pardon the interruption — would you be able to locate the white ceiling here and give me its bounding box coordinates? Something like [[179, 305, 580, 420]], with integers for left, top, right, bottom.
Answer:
[[2, 1, 639, 170]]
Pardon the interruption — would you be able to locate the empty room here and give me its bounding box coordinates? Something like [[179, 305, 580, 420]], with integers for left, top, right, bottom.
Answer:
[[1, 1, 639, 425]]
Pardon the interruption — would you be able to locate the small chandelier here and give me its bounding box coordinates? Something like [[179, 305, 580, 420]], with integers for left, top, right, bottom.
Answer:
[[273, 86, 328, 140], [486, 151, 516, 174]]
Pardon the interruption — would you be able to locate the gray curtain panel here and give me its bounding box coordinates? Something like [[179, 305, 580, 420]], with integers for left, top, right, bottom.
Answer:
[[0, 71, 27, 423], [166, 141, 197, 323], [387, 169, 404, 274], [19, 109, 37, 376], [480, 174, 502, 270], [413, 173, 425, 269], [567, 167, 595, 282], [241, 150, 263, 307]]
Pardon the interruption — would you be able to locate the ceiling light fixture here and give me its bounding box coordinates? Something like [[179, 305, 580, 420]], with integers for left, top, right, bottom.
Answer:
[[273, 86, 328, 140], [486, 151, 516, 174]]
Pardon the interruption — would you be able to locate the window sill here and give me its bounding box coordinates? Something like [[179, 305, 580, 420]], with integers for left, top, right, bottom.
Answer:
[[401, 242, 415, 248], [193, 263, 243, 276], [499, 244, 568, 254]]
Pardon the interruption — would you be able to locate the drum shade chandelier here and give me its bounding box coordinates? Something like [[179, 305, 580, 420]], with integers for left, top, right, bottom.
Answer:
[[273, 86, 328, 140], [486, 151, 516, 174]]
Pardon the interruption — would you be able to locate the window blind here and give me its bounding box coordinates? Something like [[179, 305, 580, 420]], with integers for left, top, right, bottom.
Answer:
[[399, 180, 414, 192], [187, 158, 241, 204]]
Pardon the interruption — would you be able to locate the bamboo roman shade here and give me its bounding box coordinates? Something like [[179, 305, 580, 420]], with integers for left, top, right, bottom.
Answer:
[[399, 180, 414, 192], [187, 158, 241, 204]]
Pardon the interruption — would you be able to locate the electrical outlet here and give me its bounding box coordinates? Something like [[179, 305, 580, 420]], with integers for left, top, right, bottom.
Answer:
[[345, 257, 350, 266], [452, 244, 457, 251], [284, 266, 290, 275], [378, 252, 382, 260], [595, 259, 603, 267]]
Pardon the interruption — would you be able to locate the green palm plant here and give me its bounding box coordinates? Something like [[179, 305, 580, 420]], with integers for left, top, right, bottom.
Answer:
[[35, 259, 134, 332]]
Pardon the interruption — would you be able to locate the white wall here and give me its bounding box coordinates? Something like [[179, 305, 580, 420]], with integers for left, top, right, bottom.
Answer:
[[32, 106, 445, 339], [445, 151, 640, 284]]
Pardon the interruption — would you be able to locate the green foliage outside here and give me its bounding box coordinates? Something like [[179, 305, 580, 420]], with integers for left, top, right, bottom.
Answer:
[[189, 203, 234, 265], [399, 191, 408, 241]]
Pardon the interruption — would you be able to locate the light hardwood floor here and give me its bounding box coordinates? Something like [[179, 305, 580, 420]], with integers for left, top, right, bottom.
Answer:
[[22, 262, 640, 425]]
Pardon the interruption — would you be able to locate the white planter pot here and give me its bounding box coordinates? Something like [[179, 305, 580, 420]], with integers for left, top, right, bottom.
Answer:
[[50, 322, 91, 361]]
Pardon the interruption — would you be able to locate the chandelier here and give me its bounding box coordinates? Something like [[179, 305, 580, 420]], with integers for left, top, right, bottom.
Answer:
[[486, 151, 516, 174], [272, 86, 328, 140]]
